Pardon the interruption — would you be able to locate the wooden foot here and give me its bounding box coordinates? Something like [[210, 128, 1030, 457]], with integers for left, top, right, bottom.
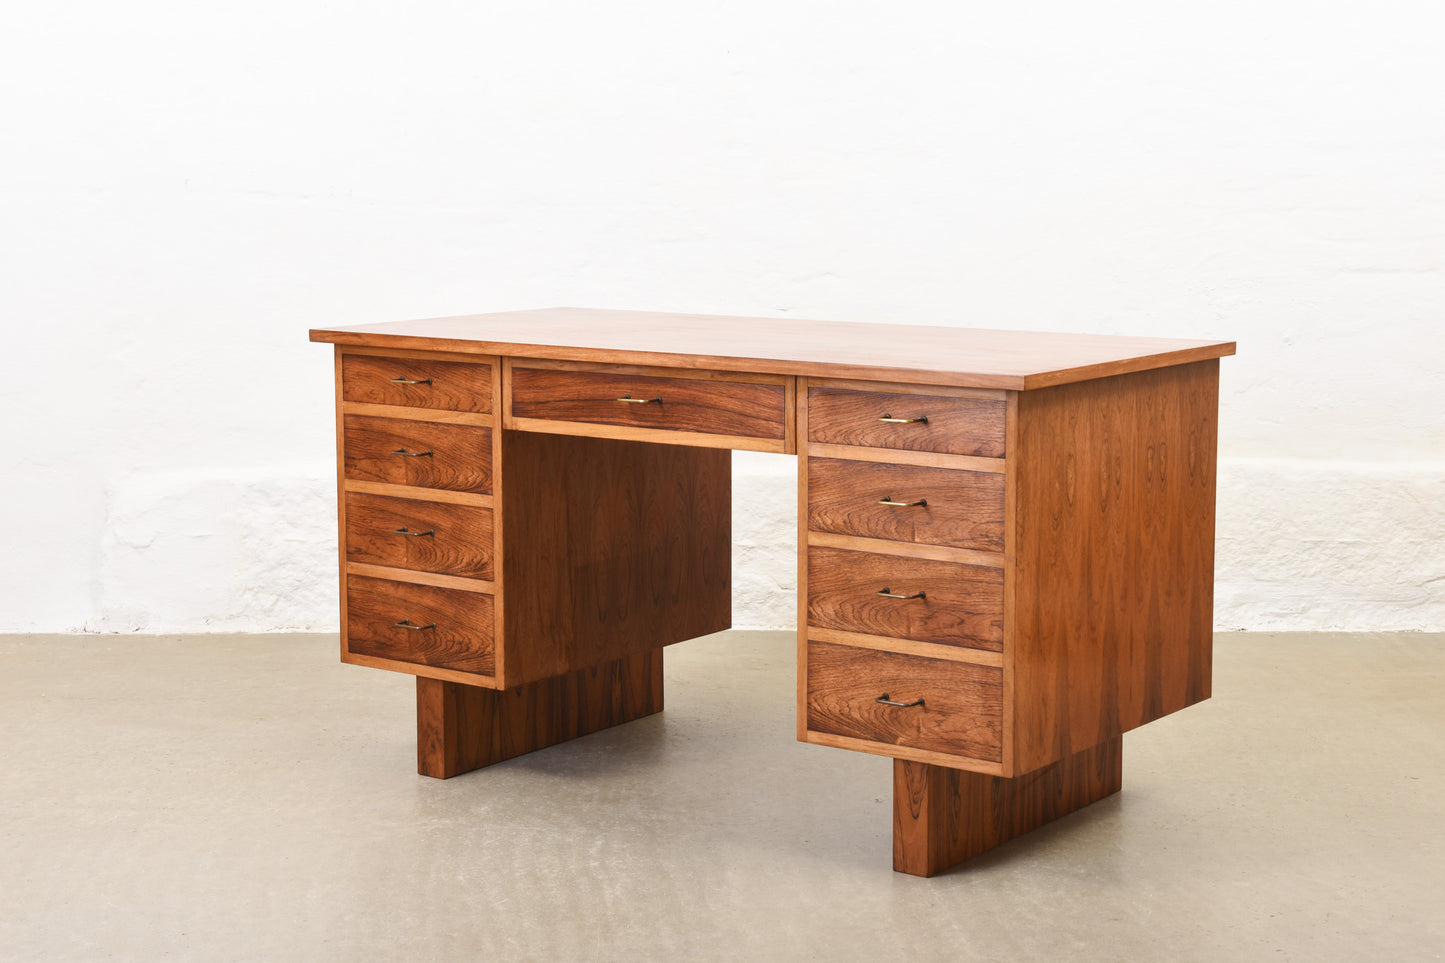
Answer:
[[416, 649, 664, 778], [892, 736, 1123, 876]]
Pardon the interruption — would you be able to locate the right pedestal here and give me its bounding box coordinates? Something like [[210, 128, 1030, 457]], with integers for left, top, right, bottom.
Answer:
[[892, 736, 1123, 877]]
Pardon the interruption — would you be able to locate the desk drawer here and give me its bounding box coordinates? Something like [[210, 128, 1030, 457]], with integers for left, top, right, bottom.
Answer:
[[341, 354, 492, 413], [343, 415, 492, 493], [346, 575, 495, 675], [806, 640, 1002, 762], [510, 364, 786, 443], [807, 458, 1005, 552], [807, 546, 1003, 652], [345, 493, 494, 580], [808, 387, 1005, 457]]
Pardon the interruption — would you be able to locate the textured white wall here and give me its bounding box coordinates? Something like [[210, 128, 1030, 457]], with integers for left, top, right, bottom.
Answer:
[[2, 2, 1441, 633]]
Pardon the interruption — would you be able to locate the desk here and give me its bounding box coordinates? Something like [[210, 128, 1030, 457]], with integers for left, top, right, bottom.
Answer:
[[310, 307, 1235, 876]]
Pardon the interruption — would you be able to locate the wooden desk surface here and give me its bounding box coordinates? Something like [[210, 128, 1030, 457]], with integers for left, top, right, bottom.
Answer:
[[310, 307, 1235, 390]]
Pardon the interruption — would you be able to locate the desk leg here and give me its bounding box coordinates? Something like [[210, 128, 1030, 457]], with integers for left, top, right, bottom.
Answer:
[[416, 649, 664, 778], [892, 736, 1123, 876]]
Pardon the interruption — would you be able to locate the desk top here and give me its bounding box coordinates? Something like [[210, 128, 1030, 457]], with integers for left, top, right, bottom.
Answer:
[[310, 307, 1234, 390]]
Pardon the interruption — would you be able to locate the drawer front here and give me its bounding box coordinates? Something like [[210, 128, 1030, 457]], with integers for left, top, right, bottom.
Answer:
[[343, 415, 492, 493], [806, 641, 1002, 762], [345, 493, 494, 580], [808, 387, 1005, 457], [342, 354, 492, 413], [807, 458, 1005, 552], [346, 575, 495, 675], [807, 546, 1003, 652], [510, 366, 786, 441]]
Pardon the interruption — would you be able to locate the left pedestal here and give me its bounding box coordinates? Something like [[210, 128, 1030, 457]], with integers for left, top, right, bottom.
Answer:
[[416, 649, 665, 778]]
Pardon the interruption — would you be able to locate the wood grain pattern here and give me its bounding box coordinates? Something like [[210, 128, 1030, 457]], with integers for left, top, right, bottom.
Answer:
[[892, 736, 1121, 877], [806, 531, 1003, 568], [334, 348, 349, 667], [807, 546, 1003, 651], [796, 377, 812, 741], [808, 376, 1006, 401], [510, 365, 787, 441], [311, 307, 1236, 391], [341, 352, 493, 412], [340, 402, 493, 427], [499, 430, 732, 687], [1011, 360, 1218, 775], [808, 387, 1006, 457], [343, 480, 492, 508], [807, 458, 1005, 552], [346, 575, 495, 675], [508, 417, 787, 455], [342, 415, 492, 493], [416, 650, 663, 778], [344, 492, 494, 580], [808, 627, 1003, 668], [805, 443, 1005, 473], [806, 640, 1002, 762], [345, 563, 494, 595], [1001, 389, 1019, 777]]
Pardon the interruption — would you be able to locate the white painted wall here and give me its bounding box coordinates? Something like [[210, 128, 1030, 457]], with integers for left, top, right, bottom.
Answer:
[[2, 2, 1441, 634]]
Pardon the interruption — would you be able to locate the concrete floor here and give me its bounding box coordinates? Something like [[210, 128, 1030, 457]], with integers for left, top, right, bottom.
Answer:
[[1, 632, 1441, 961]]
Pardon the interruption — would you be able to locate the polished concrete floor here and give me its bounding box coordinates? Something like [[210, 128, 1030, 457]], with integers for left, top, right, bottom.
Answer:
[[1, 631, 1441, 961]]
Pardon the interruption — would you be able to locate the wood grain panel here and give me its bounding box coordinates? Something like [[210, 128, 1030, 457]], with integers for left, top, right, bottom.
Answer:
[[500, 430, 732, 687], [342, 415, 492, 493], [805, 443, 1004, 473], [806, 640, 1002, 762], [808, 387, 1006, 457], [312, 307, 1236, 391], [807, 546, 1003, 651], [1012, 360, 1218, 775], [416, 650, 663, 778], [807, 458, 1005, 552], [892, 736, 1121, 876], [346, 575, 494, 675], [344, 492, 494, 580], [510, 365, 786, 440], [341, 353, 492, 412]]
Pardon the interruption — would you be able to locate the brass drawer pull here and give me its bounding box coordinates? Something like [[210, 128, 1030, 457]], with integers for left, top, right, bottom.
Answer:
[[877, 587, 926, 600], [616, 394, 663, 404], [394, 619, 436, 631], [393, 527, 435, 537], [877, 495, 927, 508], [390, 376, 433, 385], [878, 413, 927, 424], [876, 693, 925, 708], [392, 448, 434, 457]]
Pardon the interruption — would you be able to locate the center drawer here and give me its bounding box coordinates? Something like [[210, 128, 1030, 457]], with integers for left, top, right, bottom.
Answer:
[[509, 364, 787, 444], [345, 492, 494, 580]]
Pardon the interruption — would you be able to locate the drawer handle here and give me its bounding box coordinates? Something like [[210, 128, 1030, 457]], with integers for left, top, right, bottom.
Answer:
[[390, 376, 433, 385], [395, 619, 437, 631], [877, 587, 926, 600], [878, 413, 928, 424], [878, 495, 927, 508], [616, 394, 663, 404], [876, 693, 925, 708], [393, 527, 435, 537], [392, 448, 434, 457]]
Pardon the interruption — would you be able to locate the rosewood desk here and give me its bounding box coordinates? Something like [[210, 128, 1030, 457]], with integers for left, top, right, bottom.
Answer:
[[310, 307, 1235, 876]]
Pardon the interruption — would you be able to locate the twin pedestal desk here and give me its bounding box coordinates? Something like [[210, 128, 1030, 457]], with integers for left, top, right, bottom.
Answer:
[[310, 307, 1235, 876]]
